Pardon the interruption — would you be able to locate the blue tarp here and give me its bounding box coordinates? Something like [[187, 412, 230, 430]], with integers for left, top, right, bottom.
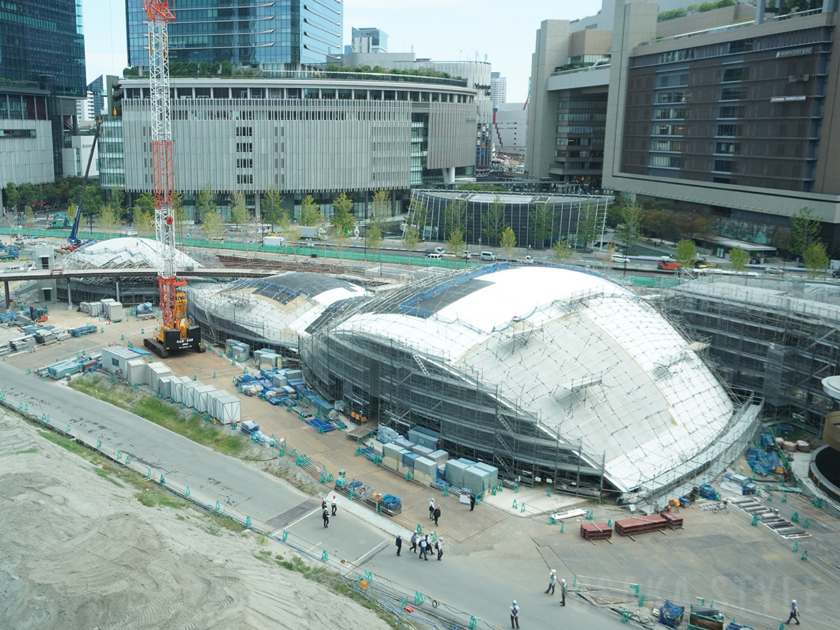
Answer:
[[659, 600, 684, 628], [759, 429, 775, 447], [746, 446, 782, 476]]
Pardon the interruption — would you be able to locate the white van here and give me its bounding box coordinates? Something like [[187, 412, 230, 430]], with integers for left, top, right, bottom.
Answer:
[[426, 252, 442, 259], [480, 251, 496, 261]]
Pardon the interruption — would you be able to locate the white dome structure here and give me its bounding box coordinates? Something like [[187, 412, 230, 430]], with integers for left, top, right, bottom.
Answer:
[[302, 264, 761, 502], [59, 238, 201, 272], [187, 272, 367, 351]]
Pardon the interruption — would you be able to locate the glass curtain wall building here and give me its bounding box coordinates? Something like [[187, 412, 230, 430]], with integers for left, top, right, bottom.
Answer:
[[126, 0, 342, 70], [0, 0, 86, 179]]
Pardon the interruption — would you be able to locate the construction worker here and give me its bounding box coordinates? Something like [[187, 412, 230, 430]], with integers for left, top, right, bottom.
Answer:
[[433, 504, 441, 525], [545, 569, 556, 595], [331, 494, 338, 516], [510, 600, 520, 629], [469, 494, 476, 511], [436, 537, 444, 561], [409, 532, 418, 553], [419, 537, 428, 560], [395, 534, 402, 557], [560, 578, 567, 606], [429, 498, 435, 520], [425, 533, 433, 552], [786, 600, 800, 625], [321, 499, 327, 511], [322, 508, 330, 528]]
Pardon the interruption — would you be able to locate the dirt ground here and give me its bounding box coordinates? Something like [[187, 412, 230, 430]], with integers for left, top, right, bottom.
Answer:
[[0, 409, 393, 630]]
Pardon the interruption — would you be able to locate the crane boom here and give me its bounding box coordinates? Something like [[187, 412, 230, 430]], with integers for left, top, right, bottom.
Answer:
[[143, 0, 203, 358]]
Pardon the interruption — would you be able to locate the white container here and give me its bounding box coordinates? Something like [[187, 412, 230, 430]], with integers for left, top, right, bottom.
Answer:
[[171, 376, 191, 403], [146, 362, 172, 392], [203, 389, 226, 416], [182, 381, 203, 409], [125, 358, 148, 386], [158, 375, 172, 398], [192, 385, 216, 413], [214, 394, 241, 424]]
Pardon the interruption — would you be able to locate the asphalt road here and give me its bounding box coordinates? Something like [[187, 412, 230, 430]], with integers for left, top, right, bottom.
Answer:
[[1, 364, 628, 630]]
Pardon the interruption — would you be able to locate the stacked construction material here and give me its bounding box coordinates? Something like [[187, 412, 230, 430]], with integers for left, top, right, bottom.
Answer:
[[402, 451, 419, 469], [721, 472, 756, 495], [10, 334, 36, 351], [305, 416, 335, 433], [394, 436, 414, 451], [47, 359, 83, 379], [660, 512, 684, 529], [659, 601, 685, 629], [445, 459, 471, 488], [69, 324, 97, 338], [427, 450, 449, 466], [614, 514, 668, 536], [383, 443, 407, 472], [580, 522, 613, 540], [413, 456, 438, 485], [125, 357, 148, 386]]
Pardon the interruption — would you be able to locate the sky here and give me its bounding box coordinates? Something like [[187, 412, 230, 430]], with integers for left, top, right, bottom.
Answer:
[[82, 0, 605, 102]]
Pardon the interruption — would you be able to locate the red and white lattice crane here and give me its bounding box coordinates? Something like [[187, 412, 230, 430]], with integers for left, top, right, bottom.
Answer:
[[143, 1, 203, 357]]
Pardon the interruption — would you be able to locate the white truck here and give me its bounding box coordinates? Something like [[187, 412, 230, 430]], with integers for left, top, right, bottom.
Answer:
[[299, 226, 326, 241], [263, 235, 286, 247]]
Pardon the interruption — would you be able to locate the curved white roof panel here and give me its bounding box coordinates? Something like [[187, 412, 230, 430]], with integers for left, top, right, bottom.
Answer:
[[335, 266, 736, 492], [59, 237, 201, 272]]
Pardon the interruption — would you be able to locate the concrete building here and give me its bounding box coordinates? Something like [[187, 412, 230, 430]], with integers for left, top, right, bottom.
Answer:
[[340, 53, 494, 172], [493, 103, 528, 157], [490, 72, 507, 109], [350, 28, 388, 54], [125, 0, 342, 70], [105, 73, 478, 220], [61, 133, 99, 179], [77, 76, 120, 123], [0, 86, 55, 187]]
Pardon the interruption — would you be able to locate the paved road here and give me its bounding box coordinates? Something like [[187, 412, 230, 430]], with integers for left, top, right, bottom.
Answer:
[[1, 364, 628, 630]]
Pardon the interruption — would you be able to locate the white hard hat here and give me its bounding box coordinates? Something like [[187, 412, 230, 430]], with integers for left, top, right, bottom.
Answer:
[[561, 579, 566, 584], [550, 569, 556, 573], [792, 600, 797, 604], [512, 600, 517, 605]]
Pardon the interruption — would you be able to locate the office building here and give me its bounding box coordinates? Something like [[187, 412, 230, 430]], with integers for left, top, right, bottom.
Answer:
[[0, 0, 86, 181], [493, 103, 528, 157], [0, 86, 55, 187], [490, 72, 507, 109], [104, 72, 477, 220], [125, 0, 342, 71], [351, 28, 388, 54], [340, 53, 494, 172]]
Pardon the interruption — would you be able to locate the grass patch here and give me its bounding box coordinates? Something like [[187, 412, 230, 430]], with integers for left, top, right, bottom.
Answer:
[[92, 467, 125, 488], [253, 553, 270, 564], [267, 462, 320, 496], [69, 376, 246, 457], [37, 430, 87, 456], [136, 487, 185, 509], [176, 514, 186, 521], [15, 447, 37, 454]]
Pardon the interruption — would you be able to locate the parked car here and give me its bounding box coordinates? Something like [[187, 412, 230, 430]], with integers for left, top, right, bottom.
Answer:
[[694, 259, 718, 269], [458, 251, 472, 259], [521, 255, 534, 264], [612, 254, 629, 264], [765, 266, 784, 275], [657, 261, 681, 271], [480, 251, 496, 261]]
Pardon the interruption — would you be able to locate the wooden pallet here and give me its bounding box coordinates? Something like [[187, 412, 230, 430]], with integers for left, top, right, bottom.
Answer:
[[580, 522, 613, 540], [614, 514, 668, 536]]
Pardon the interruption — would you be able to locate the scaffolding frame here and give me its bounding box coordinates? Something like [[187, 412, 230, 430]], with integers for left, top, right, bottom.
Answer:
[[662, 275, 840, 432]]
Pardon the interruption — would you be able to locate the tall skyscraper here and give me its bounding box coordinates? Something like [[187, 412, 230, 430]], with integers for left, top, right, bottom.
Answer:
[[125, 0, 343, 71], [351, 27, 388, 54], [0, 0, 86, 179], [490, 72, 507, 110]]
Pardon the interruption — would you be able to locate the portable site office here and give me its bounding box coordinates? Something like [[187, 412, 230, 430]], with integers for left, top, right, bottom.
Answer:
[[100, 346, 140, 377]]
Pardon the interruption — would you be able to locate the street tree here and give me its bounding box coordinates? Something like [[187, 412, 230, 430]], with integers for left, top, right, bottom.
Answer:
[[299, 194, 321, 226], [444, 197, 468, 241], [674, 238, 698, 270], [201, 210, 224, 249], [262, 184, 286, 232], [575, 203, 600, 251], [135, 191, 155, 218], [331, 191, 355, 261], [371, 190, 391, 232], [196, 183, 216, 223], [97, 204, 119, 237], [446, 229, 466, 257], [403, 225, 420, 264], [365, 224, 383, 262], [615, 204, 643, 256], [482, 195, 506, 245], [23, 206, 36, 236], [803, 242, 829, 279], [790, 207, 822, 257], [500, 226, 516, 261], [5, 183, 19, 212], [133, 206, 154, 237], [111, 186, 125, 213], [171, 190, 187, 242], [552, 238, 573, 264], [529, 201, 553, 249], [18, 183, 39, 209], [230, 191, 249, 231], [729, 247, 749, 272], [603, 242, 617, 264]]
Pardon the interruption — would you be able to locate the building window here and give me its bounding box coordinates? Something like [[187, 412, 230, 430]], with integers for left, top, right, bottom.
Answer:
[[721, 88, 744, 101], [0, 129, 36, 138], [715, 142, 739, 154], [655, 124, 686, 136], [236, 143, 253, 152], [729, 39, 753, 54], [713, 159, 733, 172], [112, 358, 119, 367], [723, 68, 746, 82], [236, 126, 253, 137], [655, 108, 685, 120], [650, 155, 681, 168], [656, 92, 687, 104], [236, 174, 253, 184], [660, 49, 695, 63], [236, 158, 253, 168], [717, 124, 741, 136], [653, 140, 683, 151], [719, 106, 743, 118]]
